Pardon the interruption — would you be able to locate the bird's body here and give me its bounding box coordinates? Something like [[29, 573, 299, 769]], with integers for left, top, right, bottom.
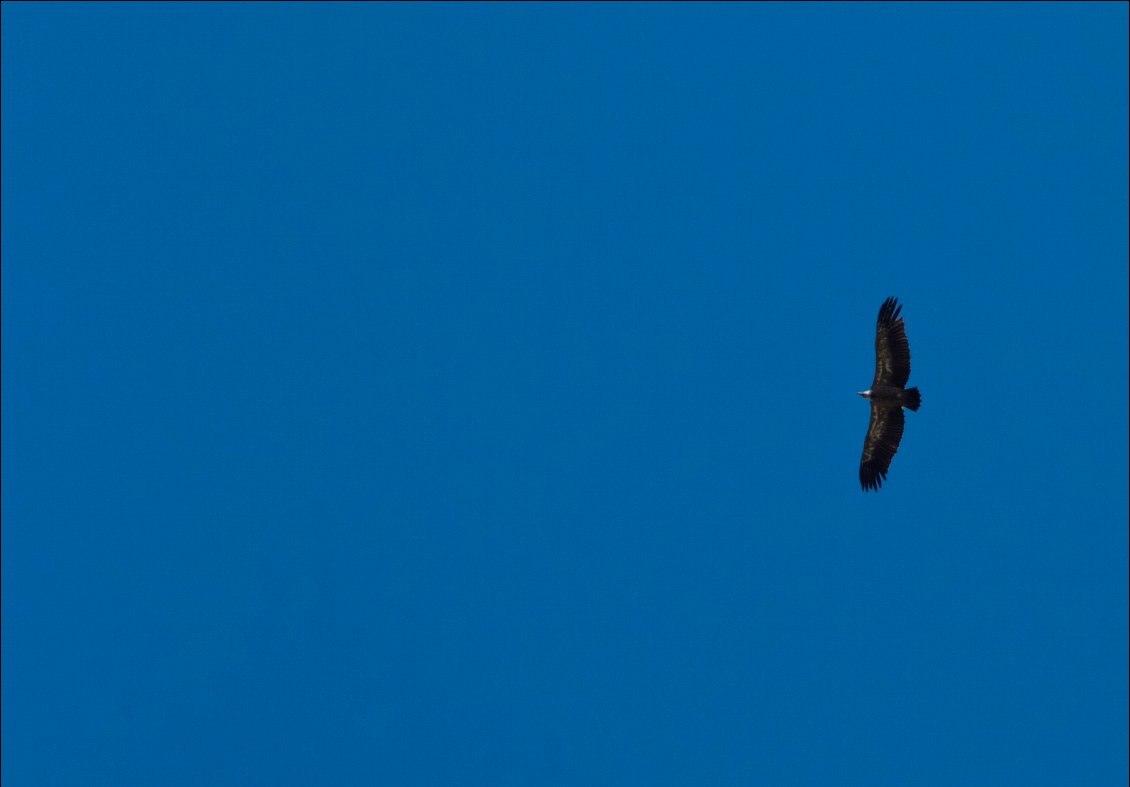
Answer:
[[860, 385, 918, 406], [859, 297, 921, 491]]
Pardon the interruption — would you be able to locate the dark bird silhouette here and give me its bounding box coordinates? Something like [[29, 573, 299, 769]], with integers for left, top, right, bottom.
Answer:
[[858, 297, 921, 491]]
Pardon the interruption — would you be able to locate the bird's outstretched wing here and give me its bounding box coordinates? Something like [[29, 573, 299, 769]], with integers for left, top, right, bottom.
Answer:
[[872, 297, 912, 389], [860, 403, 905, 491]]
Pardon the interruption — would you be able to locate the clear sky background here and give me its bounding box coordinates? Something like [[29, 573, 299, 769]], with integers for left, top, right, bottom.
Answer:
[[3, 3, 1127, 785]]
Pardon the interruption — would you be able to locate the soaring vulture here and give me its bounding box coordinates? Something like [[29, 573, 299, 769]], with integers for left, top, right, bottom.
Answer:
[[858, 297, 921, 491]]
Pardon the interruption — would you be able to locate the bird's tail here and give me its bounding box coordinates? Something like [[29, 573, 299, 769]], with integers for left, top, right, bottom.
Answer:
[[903, 387, 921, 411]]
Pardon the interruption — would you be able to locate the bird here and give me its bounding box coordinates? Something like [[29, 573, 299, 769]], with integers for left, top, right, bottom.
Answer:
[[858, 297, 921, 491]]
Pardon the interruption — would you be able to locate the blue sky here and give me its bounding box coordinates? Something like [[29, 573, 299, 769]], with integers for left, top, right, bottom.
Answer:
[[3, 3, 1127, 785]]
